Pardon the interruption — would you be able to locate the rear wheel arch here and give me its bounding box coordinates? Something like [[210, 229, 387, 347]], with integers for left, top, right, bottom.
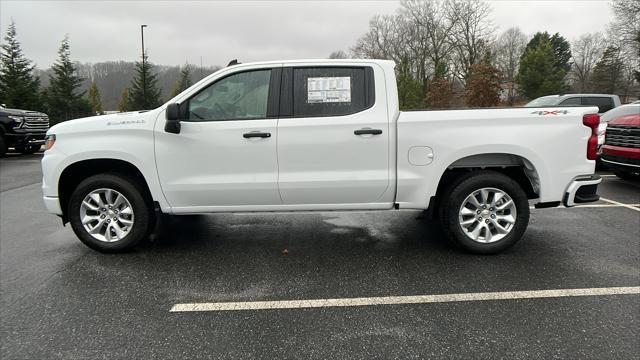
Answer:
[[427, 153, 540, 218], [58, 159, 155, 221]]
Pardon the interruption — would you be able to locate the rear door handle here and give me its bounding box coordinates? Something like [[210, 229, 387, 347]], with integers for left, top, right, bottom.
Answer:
[[354, 128, 383, 136], [243, 131, 271, 139]]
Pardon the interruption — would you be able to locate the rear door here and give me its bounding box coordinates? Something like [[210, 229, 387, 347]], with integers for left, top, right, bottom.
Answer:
[[276, 65, 392, 206]]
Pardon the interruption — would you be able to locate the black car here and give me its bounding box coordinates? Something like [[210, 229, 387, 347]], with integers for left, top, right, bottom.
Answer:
[[0, 105, 50, 156]]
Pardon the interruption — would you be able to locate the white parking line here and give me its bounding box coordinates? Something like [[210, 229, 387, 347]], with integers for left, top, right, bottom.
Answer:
[[170, 286, 640, 312], [600, 197, 640, 212]]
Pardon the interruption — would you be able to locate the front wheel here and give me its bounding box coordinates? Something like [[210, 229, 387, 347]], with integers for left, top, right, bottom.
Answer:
[[439, 171, 530, 254], [68, 174, 155, 253]]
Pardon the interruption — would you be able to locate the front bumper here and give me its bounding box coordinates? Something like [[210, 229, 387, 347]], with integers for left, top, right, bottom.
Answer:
[[563, 175, 601, 207], [43, 196, 63, 215], [5, 132, 47, 146], [601, 153, 640, 173]]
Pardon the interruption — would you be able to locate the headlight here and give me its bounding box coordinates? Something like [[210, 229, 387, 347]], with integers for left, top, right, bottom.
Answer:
[[44, 134, 56, 151], [8, 115, 24, 128]]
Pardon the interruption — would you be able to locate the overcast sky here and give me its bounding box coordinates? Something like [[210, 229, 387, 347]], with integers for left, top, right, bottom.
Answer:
[[0, 0, 613, 69]]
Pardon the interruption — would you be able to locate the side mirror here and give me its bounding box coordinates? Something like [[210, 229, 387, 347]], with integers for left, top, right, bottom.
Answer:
[[165, 103, 181, 134]]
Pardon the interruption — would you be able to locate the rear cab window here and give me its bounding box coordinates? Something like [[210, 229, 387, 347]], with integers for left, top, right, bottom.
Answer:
[[582, 97, 615, 113]]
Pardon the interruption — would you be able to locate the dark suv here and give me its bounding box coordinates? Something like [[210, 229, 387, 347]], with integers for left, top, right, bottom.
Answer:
[[0, 105, 50, 156]]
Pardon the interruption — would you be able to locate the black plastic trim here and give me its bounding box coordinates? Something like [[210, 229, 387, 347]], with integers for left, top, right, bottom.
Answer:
[[279, 67, 293, 118], [534, 201, 561, 209], [266, 68, 281, 118]]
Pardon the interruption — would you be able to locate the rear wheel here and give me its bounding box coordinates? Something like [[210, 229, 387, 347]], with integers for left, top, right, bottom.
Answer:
[[68, 174, 155, 253], [439, 171, 530, 254]]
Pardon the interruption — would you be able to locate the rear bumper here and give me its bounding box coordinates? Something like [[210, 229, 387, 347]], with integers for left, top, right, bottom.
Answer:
[[563, 175, 601, 207]]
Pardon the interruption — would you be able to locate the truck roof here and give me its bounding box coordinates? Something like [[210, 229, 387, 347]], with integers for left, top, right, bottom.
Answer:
[[225, 58, 396, 68]]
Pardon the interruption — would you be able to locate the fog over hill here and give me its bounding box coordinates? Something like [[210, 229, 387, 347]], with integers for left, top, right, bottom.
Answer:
[[35, 62, 221, 111]]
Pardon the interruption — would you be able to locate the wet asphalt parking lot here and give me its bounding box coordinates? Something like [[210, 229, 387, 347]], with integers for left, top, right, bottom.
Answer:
[[1, 152, 639, 359]]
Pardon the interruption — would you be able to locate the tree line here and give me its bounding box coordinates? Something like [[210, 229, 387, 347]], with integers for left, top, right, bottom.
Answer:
[[343, 0, 639, 108], [0, 21, 219, 124]]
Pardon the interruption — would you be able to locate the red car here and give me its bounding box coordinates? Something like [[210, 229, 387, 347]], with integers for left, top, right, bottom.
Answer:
[[601, 113, 640, 180]]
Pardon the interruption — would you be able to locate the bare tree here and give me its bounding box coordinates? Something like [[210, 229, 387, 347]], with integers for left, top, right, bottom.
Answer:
[[494, 27, 527, 104], [608, 0, 640, 95], [609, 0, 640, 48], [449, 0, 495, 82], [569, 32, 606, 92], [401, 0, 459, 86]]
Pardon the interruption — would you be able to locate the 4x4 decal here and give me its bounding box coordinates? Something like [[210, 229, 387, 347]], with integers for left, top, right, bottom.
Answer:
[[530, 110, 569, 115]]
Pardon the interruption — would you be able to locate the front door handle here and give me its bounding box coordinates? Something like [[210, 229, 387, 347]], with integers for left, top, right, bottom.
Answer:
[[354, 128, 383, 136], [243, 131, 271, 139]]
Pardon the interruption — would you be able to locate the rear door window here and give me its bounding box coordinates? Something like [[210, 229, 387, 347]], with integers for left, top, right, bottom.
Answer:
[[582, 97, 614, 113], [285, 67, 374, 118]]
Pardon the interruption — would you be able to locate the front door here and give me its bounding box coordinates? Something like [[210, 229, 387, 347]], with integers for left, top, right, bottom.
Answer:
[[155, 68, 282, 211]]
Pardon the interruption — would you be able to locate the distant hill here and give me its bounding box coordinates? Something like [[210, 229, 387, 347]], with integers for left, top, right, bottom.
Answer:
[[36, 61, 221, 110]]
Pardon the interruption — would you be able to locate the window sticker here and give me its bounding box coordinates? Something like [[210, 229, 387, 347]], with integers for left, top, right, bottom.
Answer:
[[307, 76, 351, 103]]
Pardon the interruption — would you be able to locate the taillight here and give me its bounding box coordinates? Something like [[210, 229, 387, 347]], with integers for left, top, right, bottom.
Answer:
[[583, 114, 599, 160]]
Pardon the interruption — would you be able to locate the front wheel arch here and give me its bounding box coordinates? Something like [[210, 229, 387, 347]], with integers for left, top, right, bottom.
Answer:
[[58, 159, 155, 222]]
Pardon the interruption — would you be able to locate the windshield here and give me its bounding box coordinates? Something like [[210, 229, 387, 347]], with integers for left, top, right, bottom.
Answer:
[[524, 96, 561, 107]]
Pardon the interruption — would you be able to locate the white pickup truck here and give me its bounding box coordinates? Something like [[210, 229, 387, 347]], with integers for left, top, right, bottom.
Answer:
[[41, 59, 602, 254]]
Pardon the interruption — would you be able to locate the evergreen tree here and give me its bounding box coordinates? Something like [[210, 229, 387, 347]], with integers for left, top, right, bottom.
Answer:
[[128, 53, 162, 110], [46, 36, 92, 123], [0, 21, 42, 110], [590, 46, 625, 94], [396, 56, 423, 109], [171, 64, 192, 97], [517, 39, 566, 99], [524, 32, 572, 74], [118, 87, 129, 112], [88, 80, 103, 114]]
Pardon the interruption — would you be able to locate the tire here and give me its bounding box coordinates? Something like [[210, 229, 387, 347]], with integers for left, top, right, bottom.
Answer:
[[0, 135, 6, 157], [16, 144, 40, 154], [613, 170, 640, 181], [68, 173, 155, 253], [438, 171, 530, 254]]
